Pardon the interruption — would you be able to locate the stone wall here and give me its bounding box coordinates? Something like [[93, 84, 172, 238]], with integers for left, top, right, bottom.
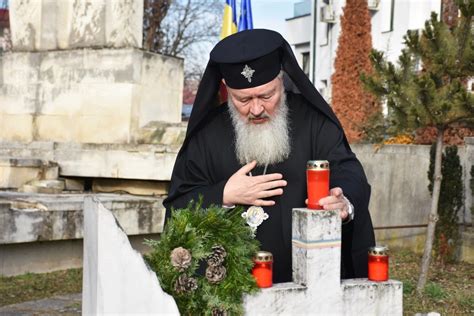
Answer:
[[353, 141, 473, 252]]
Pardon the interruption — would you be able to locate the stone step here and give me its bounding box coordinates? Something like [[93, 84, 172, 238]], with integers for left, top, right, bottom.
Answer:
[[0, 158, 59, 189], [19, 179, 66, 194], [0, 141, 181, 181], [0, 191, 166, 245]]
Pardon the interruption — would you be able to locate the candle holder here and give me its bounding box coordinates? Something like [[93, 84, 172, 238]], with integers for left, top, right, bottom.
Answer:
[[368, 245, 389, 282], [252, 251, 273, 288], [307, 160, 330, 210]]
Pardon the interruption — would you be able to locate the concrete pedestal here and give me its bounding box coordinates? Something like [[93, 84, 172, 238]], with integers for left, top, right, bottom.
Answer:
[[0, 49, 183, 143]]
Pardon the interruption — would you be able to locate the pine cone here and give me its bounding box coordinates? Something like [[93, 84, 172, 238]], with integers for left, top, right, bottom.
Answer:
[[205, 265, 227, 284], [174, 274, 198, 294], [212, 308, 227, 316], [207, 245, 227, 267], [170, 247, 192, 271]]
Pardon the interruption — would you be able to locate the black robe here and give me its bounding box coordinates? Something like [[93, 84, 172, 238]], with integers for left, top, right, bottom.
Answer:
[[164, 92, 375, 283]]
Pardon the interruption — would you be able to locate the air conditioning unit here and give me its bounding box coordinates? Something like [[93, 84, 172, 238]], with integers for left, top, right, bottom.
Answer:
[[321, 5, 336, 23], [368, 0, 380, 11]]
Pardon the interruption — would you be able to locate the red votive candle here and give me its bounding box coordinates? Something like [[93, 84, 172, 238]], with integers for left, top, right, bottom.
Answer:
[[368, 246, 389, 282], [252, 251, 273, 288], [307, 160, 330, 210]]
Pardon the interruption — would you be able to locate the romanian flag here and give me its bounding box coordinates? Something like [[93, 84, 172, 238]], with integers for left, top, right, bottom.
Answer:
[[238, 0, 253, 31], [220, 0, 237, 39]]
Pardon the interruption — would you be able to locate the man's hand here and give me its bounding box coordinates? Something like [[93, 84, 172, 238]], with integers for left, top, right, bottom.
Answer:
[[319, 187, 349, 220], [223, 160, 287, 206], [305, 187, 350, 220]]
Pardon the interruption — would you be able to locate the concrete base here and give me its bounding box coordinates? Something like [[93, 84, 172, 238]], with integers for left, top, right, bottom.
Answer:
[[342, 279, 403, 315]]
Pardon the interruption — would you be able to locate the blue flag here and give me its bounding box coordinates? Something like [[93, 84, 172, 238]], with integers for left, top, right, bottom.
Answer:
[[238, 0, 253, 31]]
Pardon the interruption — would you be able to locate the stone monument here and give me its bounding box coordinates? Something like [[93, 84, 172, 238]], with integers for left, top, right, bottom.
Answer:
[[83, 196, 179, 314], [82, 198, 403, 315], [0, 0, 184, 276], [1, 0, 183, 144]]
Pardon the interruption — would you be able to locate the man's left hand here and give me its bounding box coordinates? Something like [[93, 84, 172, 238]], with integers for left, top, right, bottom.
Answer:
[[318, 187, 350, 220]]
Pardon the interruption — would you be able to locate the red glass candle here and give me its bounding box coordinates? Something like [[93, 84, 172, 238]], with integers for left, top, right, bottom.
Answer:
[[307, 160, 330, 210], [252, 251, 273, 288], [368, 246, 389, 282]]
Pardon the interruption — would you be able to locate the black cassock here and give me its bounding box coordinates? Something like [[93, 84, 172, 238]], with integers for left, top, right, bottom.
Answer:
[[164, 91, 375, 283]]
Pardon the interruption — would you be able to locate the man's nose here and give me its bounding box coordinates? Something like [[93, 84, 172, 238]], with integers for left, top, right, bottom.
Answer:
[[249, 99, 264, 116]]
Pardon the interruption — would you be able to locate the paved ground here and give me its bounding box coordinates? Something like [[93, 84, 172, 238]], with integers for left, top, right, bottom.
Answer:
[[0, 293, 81, 315]]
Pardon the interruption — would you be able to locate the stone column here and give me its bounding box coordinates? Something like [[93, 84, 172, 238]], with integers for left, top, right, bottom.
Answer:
[[292, 208, 343, 313]]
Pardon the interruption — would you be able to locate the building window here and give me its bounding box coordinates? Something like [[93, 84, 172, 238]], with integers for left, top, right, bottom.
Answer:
[[302, 52, 310, 77]]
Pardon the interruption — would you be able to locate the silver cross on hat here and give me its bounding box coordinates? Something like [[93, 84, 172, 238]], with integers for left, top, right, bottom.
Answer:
[[241, 64, 255, 83]]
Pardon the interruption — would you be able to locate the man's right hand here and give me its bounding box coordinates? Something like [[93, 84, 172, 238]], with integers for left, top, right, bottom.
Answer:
[[223, 160, 287, 207]]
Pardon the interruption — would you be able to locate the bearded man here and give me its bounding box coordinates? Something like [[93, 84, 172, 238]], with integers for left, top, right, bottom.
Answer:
[[164, 29, 375, 283]]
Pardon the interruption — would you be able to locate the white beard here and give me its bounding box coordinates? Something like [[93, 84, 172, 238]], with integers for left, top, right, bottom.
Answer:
[[228, 92, 291, 167]]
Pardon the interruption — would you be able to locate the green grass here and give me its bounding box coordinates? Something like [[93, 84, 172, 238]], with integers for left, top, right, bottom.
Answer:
[[390, 247, 474, 315], [424, 282, 447, 300], [0, 269, 82, 307], [0, 248, 473, 315]]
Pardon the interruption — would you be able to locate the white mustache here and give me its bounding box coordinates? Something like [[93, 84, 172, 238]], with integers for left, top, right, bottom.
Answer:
[[248, 113, 270, 120]]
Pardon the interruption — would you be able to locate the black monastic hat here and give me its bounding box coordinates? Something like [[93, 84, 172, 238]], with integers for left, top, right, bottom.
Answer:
[[211, 29, 282, 89], [183, 29, 343, 150]]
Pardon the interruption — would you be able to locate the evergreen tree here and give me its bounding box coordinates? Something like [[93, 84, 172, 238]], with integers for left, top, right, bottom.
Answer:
[[361, 1, 474, 292], [331, 0, 380, 142], [428, 145, 463, 264]]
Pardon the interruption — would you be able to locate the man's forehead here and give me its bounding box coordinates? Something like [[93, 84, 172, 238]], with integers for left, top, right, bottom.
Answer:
[[229, 77, 281, 96]]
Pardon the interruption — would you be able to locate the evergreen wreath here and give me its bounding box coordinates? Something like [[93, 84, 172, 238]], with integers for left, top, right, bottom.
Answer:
[[145, 200, 260, 315]]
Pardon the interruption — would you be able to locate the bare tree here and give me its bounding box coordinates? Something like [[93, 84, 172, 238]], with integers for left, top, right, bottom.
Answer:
[[143, 0, 172, 52], [143, 0, 223, 81]]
